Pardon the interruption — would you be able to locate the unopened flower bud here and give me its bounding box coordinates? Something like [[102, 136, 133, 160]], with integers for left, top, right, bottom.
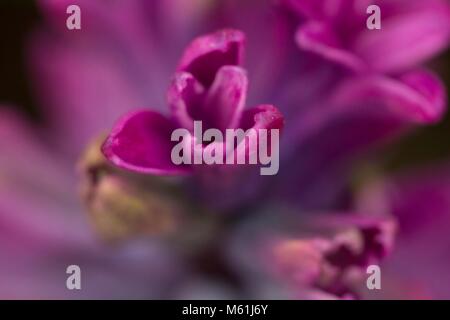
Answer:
[[78, 135, 186, 242]]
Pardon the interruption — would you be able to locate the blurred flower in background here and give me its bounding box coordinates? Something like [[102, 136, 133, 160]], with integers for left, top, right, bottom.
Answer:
[[0, 0, 449, 299]]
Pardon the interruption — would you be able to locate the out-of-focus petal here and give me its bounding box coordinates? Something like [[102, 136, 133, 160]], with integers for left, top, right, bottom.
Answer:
[[0, 108, 91, 247], [177, 29, 245, 87], [353, 0, 450, 72], [0, 109, 75, 196], [272, 214, 395, 298], [0, 223, 181, 299], [0, 108, 182, 299], [102, 110, 190, 175], [357, 166, 450, 299], [332, 70, 446, 123], [278, 70, 446, 209], [270, 239, 326, 286], [31, 0, 176, 159], [315, 215, 396, 268], [226, 208, 394, 299], [296, 21, 366, 72], [281, 0, 343, 20], [291, 0, 450, 72], [28, 33, 152, 159]]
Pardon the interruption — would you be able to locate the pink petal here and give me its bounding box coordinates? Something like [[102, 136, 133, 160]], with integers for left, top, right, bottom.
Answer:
[[332, 70, 446, 123], [203, 66, 248, 131], [31, 0, 173, 159], [281, 0, 343, 20], [177, 29, 245, 87], [28, 32, 156, 159], [296, 21, 366, 72], [293, 0, 450, 72], [353, 0, 450, 72], [278, 70, 446, 208], [240, 104, 285, 131], [102, 110, 191, 175], [167, 71, 205, 132], [0, 108, 88, 244], [235, 104, 285, 163], [317, 215, 397, 267], [358, 165, 450, 299]]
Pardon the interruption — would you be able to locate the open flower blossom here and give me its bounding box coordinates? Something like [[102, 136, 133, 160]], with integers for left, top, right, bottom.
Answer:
[[284, 0, 450, 73], [102, 29, 284, 175], [0, 0, 449, 299], [273, 0, 449, 208]]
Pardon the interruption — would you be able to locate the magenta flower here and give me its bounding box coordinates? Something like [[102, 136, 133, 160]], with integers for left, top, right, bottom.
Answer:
[[226, 208, 395, 299], [0, 0, 448, 300], [357, 165, 450, 299], [277, 69, 446, 209], [101, 29, 284, 175], [284, 0, 450, 72], [273, 0, 450, 208]]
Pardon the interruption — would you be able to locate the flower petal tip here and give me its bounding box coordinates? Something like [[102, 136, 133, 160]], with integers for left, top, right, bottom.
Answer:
[[177, 29, 246, 87], [101, 110, 191, 176]]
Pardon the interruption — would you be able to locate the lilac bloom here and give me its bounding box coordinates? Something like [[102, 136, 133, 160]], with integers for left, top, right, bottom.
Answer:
[[0, 0, 285, 299], [226, 209, 395, 299], [269, 0, 450, 208], [101, 29, 284, 175], [29, 0, 449, 210], [187, 1, 449, 210], [356, 165, 450, 299], [0, 0, 448, 300], [283, 0, 450, 73]]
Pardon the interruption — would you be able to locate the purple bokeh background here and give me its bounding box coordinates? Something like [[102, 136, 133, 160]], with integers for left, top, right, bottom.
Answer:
[[0, 0, 450, 299]]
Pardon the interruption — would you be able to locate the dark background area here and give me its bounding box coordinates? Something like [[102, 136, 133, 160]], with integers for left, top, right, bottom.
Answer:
[[1, 1, 40, 119], [1, 0, 449, 171]]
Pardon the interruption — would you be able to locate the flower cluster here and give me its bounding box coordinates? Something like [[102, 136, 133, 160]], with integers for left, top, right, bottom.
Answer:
[[0, 0, 449, 299]]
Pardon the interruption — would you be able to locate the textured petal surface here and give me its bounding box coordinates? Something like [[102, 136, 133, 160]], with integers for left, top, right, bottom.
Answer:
[[203, 66, 248, 131], [240, 104, 285, 131], [167, 71, 205, 131], [167, 66, 248, 133], [177, 29, 245, 87], [102, 110, 191, 175]]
